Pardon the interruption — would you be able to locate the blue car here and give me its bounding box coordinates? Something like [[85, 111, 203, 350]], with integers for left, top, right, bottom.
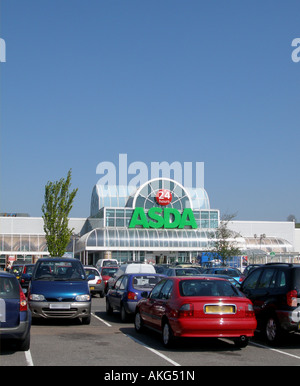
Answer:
[[28, 257, 94, 324], [202, 267, 245, 283], [0, 271, 31, 351], [106, 273, 165, 322]]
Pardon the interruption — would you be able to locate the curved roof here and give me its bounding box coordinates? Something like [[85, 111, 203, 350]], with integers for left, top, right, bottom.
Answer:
[[90, 178, 210, 216]]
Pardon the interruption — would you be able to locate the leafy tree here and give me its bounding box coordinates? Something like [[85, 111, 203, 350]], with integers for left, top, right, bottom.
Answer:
[[210, 213, 242, 266], [42, 169, 78, 257]]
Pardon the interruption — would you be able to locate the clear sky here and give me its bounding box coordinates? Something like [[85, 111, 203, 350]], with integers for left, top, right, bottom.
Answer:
[[1, 0, 299, 222]]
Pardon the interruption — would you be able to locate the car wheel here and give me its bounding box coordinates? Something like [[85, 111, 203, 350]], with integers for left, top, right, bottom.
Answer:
[[162, 321, 175, 348], [100, 291, 105, 298], [233, 335, 249, 348], [265, 316, 281, 345], [82, 315, 91, 325], [134, 311, 144, 333], [120, 304, 128, 322], [106, 298, 113, 315], [18, 333, 30, 351]]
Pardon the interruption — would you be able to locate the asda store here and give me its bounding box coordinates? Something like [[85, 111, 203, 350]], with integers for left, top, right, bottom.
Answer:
[[75, 178, 221, 265]]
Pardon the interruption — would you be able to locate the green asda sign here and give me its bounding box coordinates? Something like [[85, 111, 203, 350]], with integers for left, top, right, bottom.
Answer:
[[129, 207, 198, 229]]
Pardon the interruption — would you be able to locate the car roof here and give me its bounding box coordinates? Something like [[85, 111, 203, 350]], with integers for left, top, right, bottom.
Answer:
[[0, 271, 17, 279]]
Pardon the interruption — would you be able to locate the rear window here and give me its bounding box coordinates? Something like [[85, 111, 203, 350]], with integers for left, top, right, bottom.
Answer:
[[132, 275, 162, 290], [179, 279, 243, 297], [0, 277, 19, 299]]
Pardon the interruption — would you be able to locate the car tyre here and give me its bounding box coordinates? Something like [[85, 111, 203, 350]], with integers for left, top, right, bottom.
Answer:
[[106, 298, 113, 315], [265, 316, 281, 345], [134, 310, 144, 333], [233, 335, 249, 348], [82, 315, 91, 325], [162, 321, 175, 348], [120, 304, 129, 322], [100, 291, 105, 298], [18, 333, 30, 351]]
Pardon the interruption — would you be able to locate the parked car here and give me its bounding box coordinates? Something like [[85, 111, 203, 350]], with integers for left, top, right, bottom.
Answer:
[[100, 266, 119, 293], [201, 274, 241, 289], [28, 257, 94, 324], [9, 263, 26, 281], [106, 273, 165, 322], [96, 258, 119, 270], [134, 276, 256, 348], [9, 263, 35, 290], [202, 267, 245, 283], [20, 264, 35, 291], [107, 263, 156, 289], [84, 266, 105, 297], [165, 267, 201, 277], [240, 263, 300, 344], [242, 264, 262, 277], [0, 271, 31, 351]]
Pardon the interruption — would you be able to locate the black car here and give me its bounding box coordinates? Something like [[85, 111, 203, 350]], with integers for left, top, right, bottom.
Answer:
[[240, 263, 300, 345], [243, 264, 262, 277]]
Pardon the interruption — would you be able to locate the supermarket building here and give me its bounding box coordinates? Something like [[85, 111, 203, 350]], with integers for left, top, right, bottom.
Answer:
[[0, 177, 299, 269]]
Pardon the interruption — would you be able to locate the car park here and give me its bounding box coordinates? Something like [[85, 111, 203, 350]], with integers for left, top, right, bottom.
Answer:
[[106, 273, 165, 322], [84, 266, 105, 297], [240, 263, 300, 345], [100, 266, 119, 293], [28, 257, 94, 324], [202, 267, 245, 283], [0, 271, 31, 351], [165, 267, 201, 277], [134, 276, 256, 348]]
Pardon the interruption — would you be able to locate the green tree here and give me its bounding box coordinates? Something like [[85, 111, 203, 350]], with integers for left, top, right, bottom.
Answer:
[[42, 169, 78, 257], [210, 213, 242, 266]]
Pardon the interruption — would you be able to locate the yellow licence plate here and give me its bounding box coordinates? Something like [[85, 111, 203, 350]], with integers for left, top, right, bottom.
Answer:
[[90, 286, 95, 290], [205, 305, 235, 314]]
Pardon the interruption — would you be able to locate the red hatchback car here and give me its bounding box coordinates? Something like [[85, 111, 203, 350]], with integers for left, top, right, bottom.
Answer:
[[134, 276, 257, 348]]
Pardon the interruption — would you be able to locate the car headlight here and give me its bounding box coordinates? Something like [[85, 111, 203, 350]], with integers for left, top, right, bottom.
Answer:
[[29, 294, 46, 301], [75, 294, 91, 302]]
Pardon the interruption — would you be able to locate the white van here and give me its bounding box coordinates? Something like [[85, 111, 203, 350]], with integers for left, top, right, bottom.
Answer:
[[96, 259, 119, 270]]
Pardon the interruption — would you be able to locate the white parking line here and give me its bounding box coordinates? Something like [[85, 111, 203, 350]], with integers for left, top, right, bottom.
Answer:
[[125, 333, 181, 366], [92, 312, 112, 327], [250, 341, 300, 360], [25, 349, 34, 366]]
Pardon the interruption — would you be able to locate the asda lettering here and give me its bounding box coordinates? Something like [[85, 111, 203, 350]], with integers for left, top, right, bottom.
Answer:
[[129, 207, 198, 229]]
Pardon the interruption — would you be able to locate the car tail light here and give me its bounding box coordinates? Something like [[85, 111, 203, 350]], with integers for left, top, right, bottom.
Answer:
[[178, 304, 194, 317], [287, 290, 298, 307], [127, 291, 137, 300], [245, 303, 255, 317], [19, 285, 28, 312], [96, 279, 102, 284]]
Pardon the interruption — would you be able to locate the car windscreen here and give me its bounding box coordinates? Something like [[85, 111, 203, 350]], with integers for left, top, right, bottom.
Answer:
[[33, 260, 86, 281], [179, 279, 242, 297], [0, 277, 19, 299], [101, 267, 118, 276], [132, 275, 162, 290]]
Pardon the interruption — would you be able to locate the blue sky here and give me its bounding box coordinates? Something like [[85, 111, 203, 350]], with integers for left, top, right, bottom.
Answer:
[[1, 0, 300, 221]]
